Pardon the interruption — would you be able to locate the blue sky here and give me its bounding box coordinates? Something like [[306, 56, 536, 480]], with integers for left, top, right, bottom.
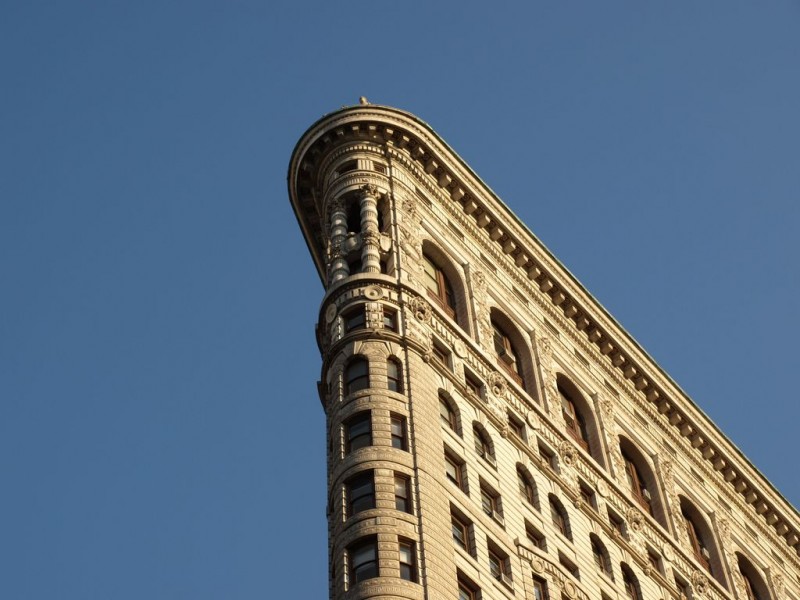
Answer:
[[1, 2, 798, 598]]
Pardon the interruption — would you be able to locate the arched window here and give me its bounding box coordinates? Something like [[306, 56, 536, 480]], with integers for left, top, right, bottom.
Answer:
[[492, 320, 523, 385], [621, 563, 641, 600], [423, 252, 456, 318], [439, 393, 460, 436], [680, 499, 715, 575], [737, 554, 770, 600], [557, 376, 605, 467], [559, 383, 590, 452], [473, 424, 495, 466], [590, 534, 613, 579], [517, 465, 538, 509], [549, 495, 571, 540], [345, 357, 369, 395], [622, 451, 652, 515], [618, 437, 667, 528], [387, 358, 403, 393]]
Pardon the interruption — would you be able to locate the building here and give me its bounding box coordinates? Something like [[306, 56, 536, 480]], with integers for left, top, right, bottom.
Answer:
[[287, 101, 799, 600]]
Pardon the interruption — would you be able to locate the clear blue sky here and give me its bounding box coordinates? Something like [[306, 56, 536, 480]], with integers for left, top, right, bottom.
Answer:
[[1, 2, 798, 598]]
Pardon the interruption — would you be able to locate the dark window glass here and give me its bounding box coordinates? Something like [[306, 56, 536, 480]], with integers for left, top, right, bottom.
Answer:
[[345, 412, 371, 453], [346, 472, 375, 516], [349, 537, 378, 585], [394, 474, 411, 513], [390, 414, 407, 450], [560, 385, 589, 452], [423, 254, 456, 318], [345, 358, 369, 394], [387, 358, 402, 393], [492, 320, 523, 387], [344, 308, 366, 332]]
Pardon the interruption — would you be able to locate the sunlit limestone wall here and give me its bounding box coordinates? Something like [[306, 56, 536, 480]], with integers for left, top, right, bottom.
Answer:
[[289, 104, 799, 600]]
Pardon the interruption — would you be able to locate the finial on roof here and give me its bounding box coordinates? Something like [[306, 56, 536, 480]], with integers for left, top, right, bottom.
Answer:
[[359, 96, 369, 105]]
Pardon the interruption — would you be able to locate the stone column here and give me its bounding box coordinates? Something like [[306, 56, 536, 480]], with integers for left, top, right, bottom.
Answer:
[[359, 184, 382, 274], [329, 197, 350, 284]]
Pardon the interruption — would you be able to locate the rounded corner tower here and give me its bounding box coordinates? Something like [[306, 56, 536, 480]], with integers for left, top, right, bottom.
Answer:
[[287, 102, 800, 600]]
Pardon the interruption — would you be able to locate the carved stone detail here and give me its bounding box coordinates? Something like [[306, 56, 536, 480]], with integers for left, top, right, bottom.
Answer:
[[488, 371, 507, 398], [407, 296, 431, 322], [559, 440, 578, 467], [470, 270, 494, 352], [769, 572, 785, 599], [691, 570, 709, 596], [535, 335, 561, 421], [627, 506, 644, 533]]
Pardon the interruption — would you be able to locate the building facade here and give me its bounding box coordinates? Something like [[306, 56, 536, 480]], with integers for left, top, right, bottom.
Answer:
[[287, 101, 799, 600]]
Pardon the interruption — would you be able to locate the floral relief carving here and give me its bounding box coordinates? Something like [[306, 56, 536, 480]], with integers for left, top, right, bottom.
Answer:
[[691, 570, 709, 596], [407, 296, 431, 322], [626, 506, 644, 533], [559, 440, 577, 467], [769, 572, 785, 599], [488, 371, 507, 398]]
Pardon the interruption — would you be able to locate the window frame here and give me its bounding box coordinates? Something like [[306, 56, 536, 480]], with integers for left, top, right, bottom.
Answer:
[[559, 385, 590, 452], [517, 466, 538, 509], [343, 307, 366, 333], [345, 357, 370, 395], [387, 357, 403, 393], [394, 473, 412, 513], [549, 495, 571, 540], [346, 471, 375, 517], [473, 424, 495, 467], [398, 538, 417, 582], [480, 481, 503, 525], [492, 320, 524, 387], [423, 253, 456, 318], [445, 451, 467, 492], [390, 413, 407, 450], [344, 411, 372, 454], [348, 536, 378, 586]]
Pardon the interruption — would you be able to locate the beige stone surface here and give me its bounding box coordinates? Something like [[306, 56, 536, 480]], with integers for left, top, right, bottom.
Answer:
[[289, 103, 798, 600]]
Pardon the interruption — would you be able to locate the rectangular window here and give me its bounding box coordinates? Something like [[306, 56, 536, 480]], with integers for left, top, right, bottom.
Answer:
[[399, 539, 416, 582], [480, 481, 503, 525], [579, 482, 596, 511], [387, 359, 403, 393], [445, 452, 467, 492], [464, 370, 483, 399], [346, 471, 375, 517], [458, 574, 480, 600], [451, 513, 470, 553], [538, 440, 558, 471], [343, 307, 366, 332], [383, 308, 397, 332], [345, 412, 371, 454], [533, 576, 549, 600], [608, 508, 627, 538], [390, 414, 407, 450], [348, 536, 378, 586], [508, 413, 525, 440], [488, 541, 513, 588], [432, 341, 451, 369], [525, 521, 547, 551], [647, 549, 662, 575], [559, 553, 580, 580], [394, 474, 411, 513]]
